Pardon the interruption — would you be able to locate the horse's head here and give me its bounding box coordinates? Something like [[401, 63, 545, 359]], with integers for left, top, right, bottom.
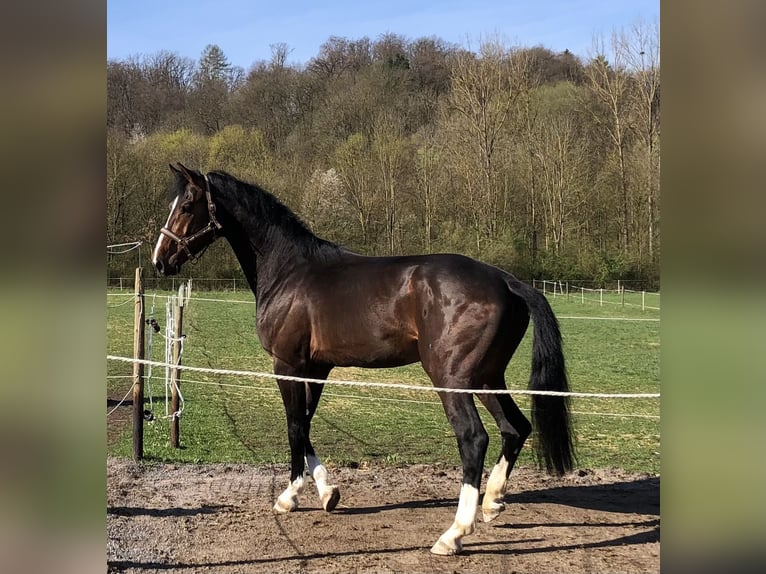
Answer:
[[152, 163, 222, 276]]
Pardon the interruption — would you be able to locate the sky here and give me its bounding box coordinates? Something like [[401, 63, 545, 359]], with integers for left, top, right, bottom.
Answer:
[[107, 0, 659, 69]]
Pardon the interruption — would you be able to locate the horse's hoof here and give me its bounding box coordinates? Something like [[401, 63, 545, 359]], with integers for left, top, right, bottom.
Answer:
[[273, 497, 297, 514], [322, 486, 341, 512], [482, 501, 505, 522], [430, 537, 462, 556]]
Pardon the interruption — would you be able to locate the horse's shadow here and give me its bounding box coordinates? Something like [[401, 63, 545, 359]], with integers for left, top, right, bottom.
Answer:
[[107, 476, 660, 572], [338, 475, 659, 517], [507, 475, 659, 515]]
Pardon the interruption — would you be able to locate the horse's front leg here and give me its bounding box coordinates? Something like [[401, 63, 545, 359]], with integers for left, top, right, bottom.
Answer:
[[273, 366, 309, 514], [304, 380, 341, 512]]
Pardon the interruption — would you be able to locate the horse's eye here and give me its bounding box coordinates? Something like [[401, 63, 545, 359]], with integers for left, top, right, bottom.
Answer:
[[181, 202, 193, 214]]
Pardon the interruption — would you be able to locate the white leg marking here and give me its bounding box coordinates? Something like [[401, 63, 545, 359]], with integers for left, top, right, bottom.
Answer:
[[152, 197, 177, 265], [274, 475, 305, 514], [431, 483, 479, 555], [307, 453, 340, 511], [482, 455, 509, 522]]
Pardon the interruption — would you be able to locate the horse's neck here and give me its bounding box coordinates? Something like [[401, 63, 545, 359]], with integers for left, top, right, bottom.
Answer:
[[222, 206, 310, 305]]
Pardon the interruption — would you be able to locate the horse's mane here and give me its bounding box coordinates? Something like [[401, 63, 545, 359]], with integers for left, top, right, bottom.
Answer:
[[207, 170, 340, 260]]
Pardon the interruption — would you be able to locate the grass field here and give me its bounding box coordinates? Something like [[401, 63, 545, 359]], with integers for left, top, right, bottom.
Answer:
[[107, 287, 660, 474]]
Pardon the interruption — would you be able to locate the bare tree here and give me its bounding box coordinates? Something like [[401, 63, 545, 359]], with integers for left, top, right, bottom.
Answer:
[[620, 20, 660, 261], [584, 35, 634, 253], [446, 40, 522, 241], [531, 93, 588, 254], [412, 126, 444, 253], [332, 133, 378, 249], [373, 112, 407, 254]]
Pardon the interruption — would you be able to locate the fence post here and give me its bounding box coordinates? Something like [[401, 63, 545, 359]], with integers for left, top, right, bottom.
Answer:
[[581, 286, 584, 303], [622, 285, 625, 307], [171, 283, 185, 448], [642, 290, 646, 311], [566, 282, 570, 302], [600, 288, 603, 306], [532, 278, 536, 291], [132, 268, 145, 461]]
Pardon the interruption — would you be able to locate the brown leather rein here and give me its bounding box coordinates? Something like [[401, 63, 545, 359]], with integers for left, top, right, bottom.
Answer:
[[160, 174, 223, 264]]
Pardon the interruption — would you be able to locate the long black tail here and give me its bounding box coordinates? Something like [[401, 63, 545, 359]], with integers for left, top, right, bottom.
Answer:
[[505, 276, 575, 475]]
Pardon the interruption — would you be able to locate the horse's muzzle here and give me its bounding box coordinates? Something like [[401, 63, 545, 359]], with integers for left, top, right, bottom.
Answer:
[[155, 258, 179, 276]]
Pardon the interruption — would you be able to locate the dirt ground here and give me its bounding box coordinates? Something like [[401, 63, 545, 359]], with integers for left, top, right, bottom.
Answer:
[[107, 457, 659, 573]]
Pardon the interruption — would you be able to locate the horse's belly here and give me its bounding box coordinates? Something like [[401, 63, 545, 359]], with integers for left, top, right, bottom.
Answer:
[[311, 334, 420, 368]]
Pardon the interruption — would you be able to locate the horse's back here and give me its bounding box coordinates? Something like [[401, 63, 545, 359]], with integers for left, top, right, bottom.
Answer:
[[302, 253, 528, 373]]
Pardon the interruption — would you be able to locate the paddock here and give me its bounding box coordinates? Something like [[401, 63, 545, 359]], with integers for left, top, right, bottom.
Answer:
[[107, 458, 659, 573], [107, 284, 659, 572]]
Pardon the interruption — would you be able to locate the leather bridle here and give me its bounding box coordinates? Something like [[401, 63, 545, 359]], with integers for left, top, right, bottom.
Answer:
[[160, 174, 223, 264]]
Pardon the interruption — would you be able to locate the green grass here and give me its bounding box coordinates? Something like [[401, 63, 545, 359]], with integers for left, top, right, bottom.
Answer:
[[107, 289, 659, 474]]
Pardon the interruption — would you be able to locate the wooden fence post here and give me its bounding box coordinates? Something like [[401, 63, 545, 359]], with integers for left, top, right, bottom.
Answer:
[[170, 283, 185, 448], [132, 268, 145, 461]]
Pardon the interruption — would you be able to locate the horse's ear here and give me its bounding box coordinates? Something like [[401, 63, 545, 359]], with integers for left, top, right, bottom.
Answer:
[[169, 163, 182, 174], [172, 162, 197, 185]]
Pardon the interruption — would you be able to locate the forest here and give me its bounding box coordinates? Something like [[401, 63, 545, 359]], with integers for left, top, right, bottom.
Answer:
[[107, 23, 659, 288]]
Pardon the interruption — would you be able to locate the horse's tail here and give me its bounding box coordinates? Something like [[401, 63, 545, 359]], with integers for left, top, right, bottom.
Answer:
[[504, 276, 575, 475]]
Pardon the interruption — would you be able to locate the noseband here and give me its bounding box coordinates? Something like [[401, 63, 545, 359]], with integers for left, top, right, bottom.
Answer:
[[160, 174, 223, 264]]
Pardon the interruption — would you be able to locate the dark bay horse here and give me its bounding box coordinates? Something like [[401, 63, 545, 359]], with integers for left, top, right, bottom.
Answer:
[[152, 163, 575, 555]]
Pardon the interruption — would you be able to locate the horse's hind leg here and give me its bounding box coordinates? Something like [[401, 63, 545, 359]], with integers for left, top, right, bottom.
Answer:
[[431, 391, 489, 555], [304, 380, 340, 512], [477, 389, 531, 522]]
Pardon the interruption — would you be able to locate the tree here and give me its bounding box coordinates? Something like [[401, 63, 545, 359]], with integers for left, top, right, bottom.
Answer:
[[584, 40, 634, 254], [197, 44, 232, 83], [301, 168, 358, 246], [531, 84, 589, 255], [230, 52, 301, 155], [372, 112, 408, 254], [412, 126, 445, 253], [332, 133, 378, 250], [206, 125, 272, 183], [107, 52, 194, 136], [445, 41, 525, 242], [106, 33, 660, 285], [620, 20, 660, 262], [106, 131, 133, 244], [189, 45, 241, 134]]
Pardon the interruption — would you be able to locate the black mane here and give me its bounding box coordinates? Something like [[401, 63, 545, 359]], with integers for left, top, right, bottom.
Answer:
[[207, 170, 340, 261]]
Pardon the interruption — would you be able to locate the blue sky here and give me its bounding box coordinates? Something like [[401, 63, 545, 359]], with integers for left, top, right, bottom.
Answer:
[[107, 0, 658, 69]]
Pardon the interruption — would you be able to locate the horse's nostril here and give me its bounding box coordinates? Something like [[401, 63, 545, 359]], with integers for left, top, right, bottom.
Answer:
[[155, 260, 164, 275]]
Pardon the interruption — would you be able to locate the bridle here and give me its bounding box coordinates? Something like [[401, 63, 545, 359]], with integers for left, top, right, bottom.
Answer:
[[160, 174, 223, 264]]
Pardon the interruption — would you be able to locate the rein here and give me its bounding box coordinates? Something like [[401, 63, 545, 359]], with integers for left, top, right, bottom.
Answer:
[[160, 174, 223, 264]]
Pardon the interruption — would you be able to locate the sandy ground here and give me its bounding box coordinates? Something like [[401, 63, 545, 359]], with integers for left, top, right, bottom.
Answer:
[[107, 457, 659, 573]]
